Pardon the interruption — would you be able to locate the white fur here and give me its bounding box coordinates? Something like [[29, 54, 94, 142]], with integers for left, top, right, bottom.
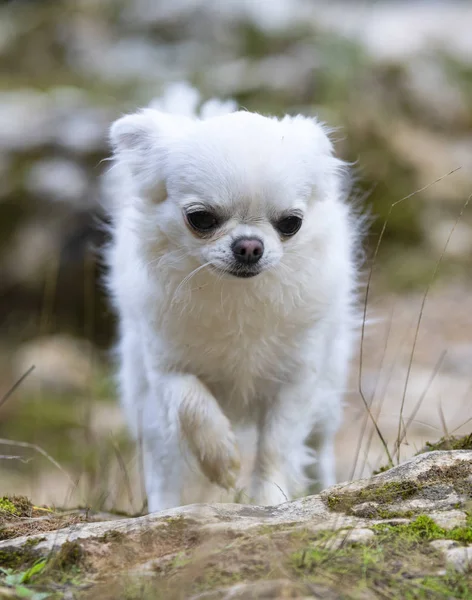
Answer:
[[104, 85, 359, 512]]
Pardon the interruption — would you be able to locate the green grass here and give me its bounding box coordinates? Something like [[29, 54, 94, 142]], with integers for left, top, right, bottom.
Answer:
[[373, 515, 472, 545], [292, 520, 472, 599]]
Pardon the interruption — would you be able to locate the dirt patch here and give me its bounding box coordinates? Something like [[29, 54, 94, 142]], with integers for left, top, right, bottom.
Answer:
[[84, 518, 472, 599], [0, 496, 123, 542], [71, 516, 204, 592], [85, 526, 297, 600], [1, 512, 89, 542]]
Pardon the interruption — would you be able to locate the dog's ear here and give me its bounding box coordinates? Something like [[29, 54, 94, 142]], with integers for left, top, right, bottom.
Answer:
[[109, 109, 191, 202], [280, 115, 348, 202]]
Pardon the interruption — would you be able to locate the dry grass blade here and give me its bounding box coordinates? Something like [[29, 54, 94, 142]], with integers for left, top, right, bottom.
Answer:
[[438, 403, 450, 441], [452, 414, 472, 435], [0, 437, 76, 489], [394, 192, 470, 459], [394, 350, 447, 459], [357, 173, 456, 468], [0, 455, 33, 463], [360, 319, 414, 476], [111, 436, 136, 513], [349, 304, 394, 480], [358, 168, 461, 469], [0, 364, 35, 411]]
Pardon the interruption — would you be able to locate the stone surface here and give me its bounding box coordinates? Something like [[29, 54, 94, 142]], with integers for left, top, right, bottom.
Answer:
[[432, 540, 472, 573], [429, 510, 468, 531], [444, 546, 472, 573], [1, 451, 472, 598], [430, 539, 459, 552], [321, 450, 472, 518], [319, 527, 375, 551]]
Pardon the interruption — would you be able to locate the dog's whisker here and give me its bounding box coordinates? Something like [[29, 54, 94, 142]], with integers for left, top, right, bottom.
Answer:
[[171, 262, 213, 303]]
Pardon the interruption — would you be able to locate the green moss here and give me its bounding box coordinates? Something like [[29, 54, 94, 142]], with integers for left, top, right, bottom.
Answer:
[[291, 519, 472, 598], [24, 537, 46, 548], [373, 515, 445, 541], [0, 541, 89, 597], [0, 546, 39, 570], [372, 465, 392, 476], [325, 480, 419, 515], [98, 530, 125, 543], [374, 515, 472, 545], [0, 496, 33, 518], [325, 457, 472, 518], [44, 541, 84, 574], [376, 509, 414, 520], [419, 434, 472, 453], [0, 498, 18, 516], [23, 540, 88, 595]]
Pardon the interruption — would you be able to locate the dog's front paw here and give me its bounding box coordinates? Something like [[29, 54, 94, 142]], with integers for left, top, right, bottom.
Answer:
[[179, 401, 240, 491], [200, 425, 241, 490]]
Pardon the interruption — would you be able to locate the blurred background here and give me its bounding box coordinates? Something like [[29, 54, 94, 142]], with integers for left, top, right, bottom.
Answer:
[[0, 0, 471, 513]]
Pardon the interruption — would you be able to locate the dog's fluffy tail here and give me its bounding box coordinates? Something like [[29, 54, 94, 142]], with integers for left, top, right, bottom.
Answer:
[[148, 81, 237, 120]]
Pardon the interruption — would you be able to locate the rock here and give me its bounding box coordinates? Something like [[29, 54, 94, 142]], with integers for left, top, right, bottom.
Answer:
[[321, 450, 472, 518], [430, 539, 458, 552], [1, 451, 471, 598], [428, 509, 468, 531], [443, 546, 472, 573], [432, 540, 472, 573], [319, 527, 375, 551]]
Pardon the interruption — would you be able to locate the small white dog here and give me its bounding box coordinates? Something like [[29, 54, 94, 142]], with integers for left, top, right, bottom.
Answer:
[[104, 84, 359, 513]]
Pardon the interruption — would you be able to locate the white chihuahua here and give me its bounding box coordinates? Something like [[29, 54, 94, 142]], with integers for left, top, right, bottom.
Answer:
[[104, 84, 359, 513]]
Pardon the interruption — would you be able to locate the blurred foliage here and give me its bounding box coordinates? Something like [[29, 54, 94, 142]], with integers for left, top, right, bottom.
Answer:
[[1, 1, 471, 350]]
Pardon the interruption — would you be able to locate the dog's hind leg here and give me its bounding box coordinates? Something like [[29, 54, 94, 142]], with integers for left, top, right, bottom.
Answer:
[[250, 377, 342, 506], [250, 385, 313, 507]]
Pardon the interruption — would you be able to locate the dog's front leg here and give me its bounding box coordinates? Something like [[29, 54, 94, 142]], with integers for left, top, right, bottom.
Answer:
[[142, 370, 240, 512]]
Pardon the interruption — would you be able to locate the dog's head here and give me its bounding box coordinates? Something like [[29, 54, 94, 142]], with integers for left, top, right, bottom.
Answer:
[[110, 108, 346, 279]]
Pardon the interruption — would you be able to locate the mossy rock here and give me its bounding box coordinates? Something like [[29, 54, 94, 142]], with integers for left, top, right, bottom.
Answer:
[[420, 434, 472, 453], [322, 450, 472, 519]]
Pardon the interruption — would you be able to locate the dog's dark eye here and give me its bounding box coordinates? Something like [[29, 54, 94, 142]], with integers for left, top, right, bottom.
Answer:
[[275, 215, 303, 237], [186, 211, 219, 232]]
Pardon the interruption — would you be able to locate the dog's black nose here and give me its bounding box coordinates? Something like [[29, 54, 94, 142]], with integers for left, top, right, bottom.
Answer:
[[231, 237, 264, 265]]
